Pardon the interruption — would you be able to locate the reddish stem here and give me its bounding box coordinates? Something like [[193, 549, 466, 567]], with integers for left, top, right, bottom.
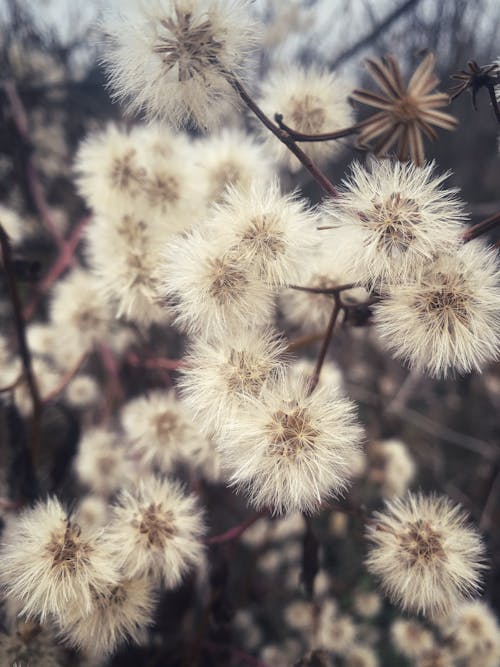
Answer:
[[126, 352, 184, 371], [308, 294, 342, 394], [230, 77, 338, 198], [205, 512, 265, 545], [23, 215, 89, 320], [3, 80, 64, 248], [42, 353, 88, 405], [462, 210, 500, 243], [275, 113, 359, 142]]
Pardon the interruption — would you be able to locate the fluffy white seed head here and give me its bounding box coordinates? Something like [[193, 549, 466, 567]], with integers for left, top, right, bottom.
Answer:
[[49, 269, 114, 357], [64, 374, 100, 409], [120, 390, 205, 472], [345, 645, 379, 667], [221, 373, 364, 514], [208, 179, 321, 287], [257, 65, 354, 172], [367, 438, 416, 498], [159, 226, 275, 337], [391, 618, 435, 658], [58, 577, 156, 656], [323, 159, 467, 288], [353, 590, 382, 619], [373, 241, 500, 377], [101, 0, 257, 130], [366, 493, 486, 618], [107, 476, 205, 586], [317, 610, 356, 654], [281, 231, 367, 333], [195, 128, 276, 204], [0, 498, 120, 623], [445, 600, 500, 661], [179, 328, 288, 436], [0, 204, 27, 245], [74, 428, 134, 497]]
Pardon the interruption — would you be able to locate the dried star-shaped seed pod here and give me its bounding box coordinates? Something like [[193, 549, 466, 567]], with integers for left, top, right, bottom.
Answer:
[[449, 60, 500, 123], [352, 53, 458, 166]]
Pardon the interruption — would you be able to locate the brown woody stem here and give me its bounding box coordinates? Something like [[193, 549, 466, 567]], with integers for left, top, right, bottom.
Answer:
[[462, 211, 500, 242], [229, 77, 338, 198], [274, 113, 359, 142], [0, 224, 42, 456], [308, 294, 342, 394]]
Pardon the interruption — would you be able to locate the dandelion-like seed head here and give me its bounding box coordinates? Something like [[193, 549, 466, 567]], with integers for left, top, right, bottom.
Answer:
[[0, 498, 119, 622], [366, 493, 486, 618], [222, 374, 363, 515], [153, 6, 225, 82], [102, 0, 257, 130], [325, 159, 466, 288], [374, 241, 500, 376], [180, 329, 287, 436], [108, 476, 205, 586]]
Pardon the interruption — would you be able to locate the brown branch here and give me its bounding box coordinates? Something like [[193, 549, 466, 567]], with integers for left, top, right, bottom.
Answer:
[[286, 331, 325, 353], [274, 113, 359, 143], [126, 352, 185, 371], [205, 512, 265, 545], [41, 352, 88, 405], [3, 80, 64, 248], [462, 211, 500, 242], [289, 283, 356, 295], [308, 294, 342, 394], [229, 77, 339, 198], [23, 215, 89, 320], [0, 224, 42, 456]]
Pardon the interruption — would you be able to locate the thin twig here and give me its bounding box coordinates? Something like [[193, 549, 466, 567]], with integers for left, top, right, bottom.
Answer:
[[205, 512, 265, 545], [462, 211, 500, 242], [41, 353, 88, 404], [230, 77, 338, 198], [126, 352, 185, 371], [23, 215, 89, 320], [0, 224, 42, 456], [289, 283, 356, 295], [286, 331, 325, 353], [3, 80, 64, 248], [308, 294, 342, 394], [274, 113, 359, 143]]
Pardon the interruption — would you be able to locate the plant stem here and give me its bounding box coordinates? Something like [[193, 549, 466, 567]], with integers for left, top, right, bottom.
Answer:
[[308, 294, 342, 394], [0, 224, 42, 457], [229, 77, 339, 198], [274, 113, 359, 142], [462, 210, 500, 242], [205, 512, 265, 545]]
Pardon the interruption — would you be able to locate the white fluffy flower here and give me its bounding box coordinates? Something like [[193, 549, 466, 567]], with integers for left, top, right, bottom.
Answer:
[[367, 439, 416, 498], [280, 230, 367, 332], [121, 390, 205, 472], [257, 65, 354, 171], [179, 328, 288, 436], [445, 600, 500, 662], [75, 428, 134, 496], [50, 269, 115, 357], [324, 159, 467, 287], [107, 476, 205, 586], [366, 493, 486, 617], [221, 373, 364, 514], [208, 180, 321, 287], [373, 241, 500, 377], [102, 0, 257, 130], [194, 128, 276, 204], [159, 226, 275, 337], [0, 498, 119, 622], [58, 577, 156, 656], [390, 619, 434, 658]]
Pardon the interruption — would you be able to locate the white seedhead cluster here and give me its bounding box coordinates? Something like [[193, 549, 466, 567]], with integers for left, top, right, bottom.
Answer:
[[0, 0, 499, 664]]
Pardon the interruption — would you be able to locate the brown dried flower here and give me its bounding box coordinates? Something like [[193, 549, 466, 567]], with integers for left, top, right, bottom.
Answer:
[[352, 53, 458, 166]]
